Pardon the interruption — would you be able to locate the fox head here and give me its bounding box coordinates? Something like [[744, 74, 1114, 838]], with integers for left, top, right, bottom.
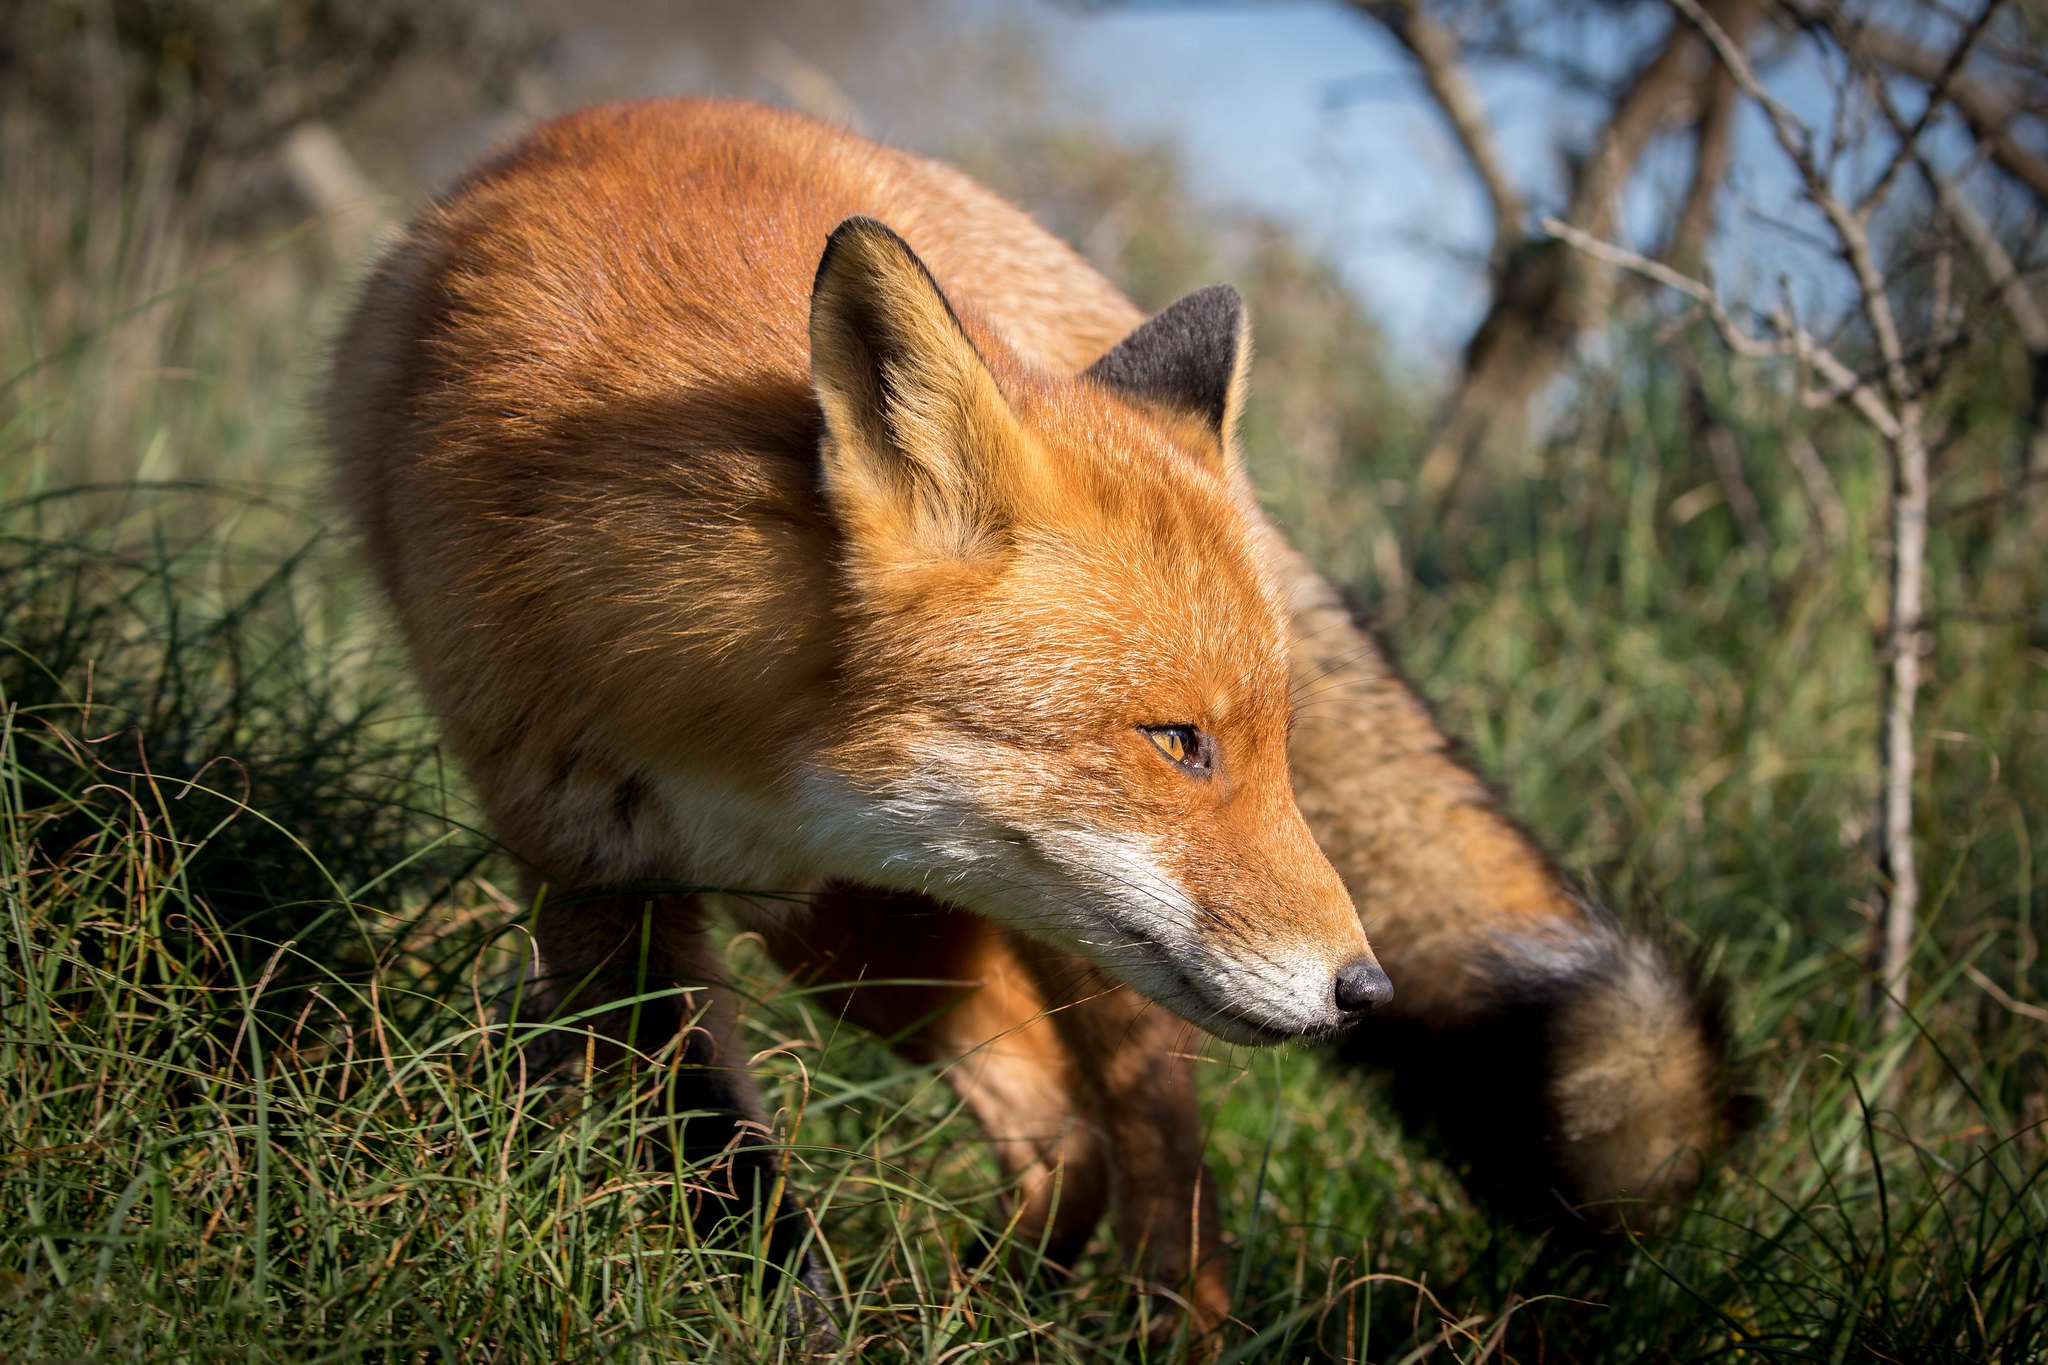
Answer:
[[804, 217, 1387, 1044]]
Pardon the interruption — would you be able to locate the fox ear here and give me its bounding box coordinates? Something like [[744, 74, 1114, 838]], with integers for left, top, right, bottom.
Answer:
[[810, 216, 1024, 565], [1084, 284, 1250, 444]]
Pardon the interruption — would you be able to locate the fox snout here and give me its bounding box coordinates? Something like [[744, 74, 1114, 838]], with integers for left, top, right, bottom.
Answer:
[[1142, 785, 1391, 1043], [1335, 955, 1394, 1016], [1005, 798, 1383, 1046], [1175, 927, 1391, 1046], [1153, 862, 1391, 1045]]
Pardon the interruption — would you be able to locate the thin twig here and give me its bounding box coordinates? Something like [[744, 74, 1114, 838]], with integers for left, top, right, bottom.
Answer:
[[1850, 9, 2048, 496], [1539, 215, 1904, 438], [1670, 0, 1919, 406], [1963, 963, 2048, 1025], [1788, 433, 1850, 545], [1538, 217, 1778, 352], [1848, 0, 2004, 218], [1786, 0, 2048, 204]]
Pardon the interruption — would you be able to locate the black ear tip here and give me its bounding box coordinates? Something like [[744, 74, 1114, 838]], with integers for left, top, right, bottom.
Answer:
[[1182, 283, 1247, 337], [1083, 281, 1249, 434]]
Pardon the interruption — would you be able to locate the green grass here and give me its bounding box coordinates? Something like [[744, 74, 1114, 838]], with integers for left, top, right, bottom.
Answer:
[[3, 120, 2046, 1361]]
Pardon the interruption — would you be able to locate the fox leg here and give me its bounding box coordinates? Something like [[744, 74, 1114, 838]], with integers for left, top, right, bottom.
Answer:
[[763, 892, 1227, 1336], [1004, 939, 1231, 1337], [759, 888, 1110, 1267], [530, 890, 829, 1305], [1262, 527, 1729, 1223]]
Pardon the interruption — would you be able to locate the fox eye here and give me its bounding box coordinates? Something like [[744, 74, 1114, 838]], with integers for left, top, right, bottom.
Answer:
[[1142, 725, 1211, 775]]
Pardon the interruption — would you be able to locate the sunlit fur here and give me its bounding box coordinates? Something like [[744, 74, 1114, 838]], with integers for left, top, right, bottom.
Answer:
[[328, 98, 1371, 1046]]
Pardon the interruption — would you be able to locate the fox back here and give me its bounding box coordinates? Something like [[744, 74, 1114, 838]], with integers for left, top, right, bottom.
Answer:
[[328, 98, 1385, 1042]]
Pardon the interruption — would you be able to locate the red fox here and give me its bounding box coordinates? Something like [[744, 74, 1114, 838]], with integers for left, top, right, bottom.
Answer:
[[329, 98, 1729, 1339]]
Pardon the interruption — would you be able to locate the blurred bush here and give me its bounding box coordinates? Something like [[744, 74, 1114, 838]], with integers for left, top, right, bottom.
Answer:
[[0, 0, 536, 167]]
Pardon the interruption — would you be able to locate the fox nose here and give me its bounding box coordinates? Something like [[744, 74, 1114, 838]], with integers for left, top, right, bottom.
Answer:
[[1334, 957, 1393, 1016]]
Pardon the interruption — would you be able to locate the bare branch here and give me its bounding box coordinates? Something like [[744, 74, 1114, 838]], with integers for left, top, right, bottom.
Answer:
[[1350, 0, 1527, 258], [1672, 0, 1813, 169], [1847, 17, 2048, 481], [1670, 0, 1919, 408], [1582, 0, 1940, 1026], [1541, 214, 1905, 437], [1539, 218, 1732, 315], [1787, 432, 1850, 544], [1789, 338, 1906, 441], [1666, 0, 1938, 1027], [1964, 963, 2048, 1025], [1931, 174, 2048, 351], [1793, 2, 2048, 205], [1538, 216, 1757, 359], [1847, 0, 2004, 218], [1811, 1, 2013, 333]]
